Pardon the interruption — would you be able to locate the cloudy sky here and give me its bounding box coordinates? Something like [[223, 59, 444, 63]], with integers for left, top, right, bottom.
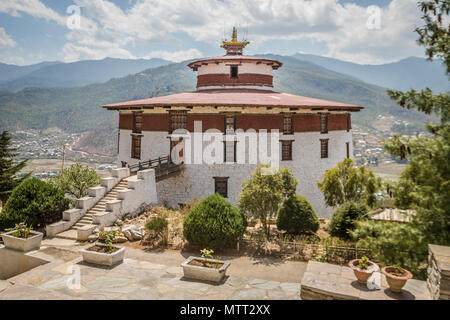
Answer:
[[0, 0, 426, 66]]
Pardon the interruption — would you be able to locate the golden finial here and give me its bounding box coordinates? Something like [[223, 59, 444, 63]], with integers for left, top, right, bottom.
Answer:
[[221, 26, 249, 55]]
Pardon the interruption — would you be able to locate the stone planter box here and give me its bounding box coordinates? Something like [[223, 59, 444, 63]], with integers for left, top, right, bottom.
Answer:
[[181, 256, 230, 283], [1, 230, 43, 252], [80, 243, 125, 266]]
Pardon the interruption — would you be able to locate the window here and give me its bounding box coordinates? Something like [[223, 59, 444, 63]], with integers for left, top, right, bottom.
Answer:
[[346, 142, 350, 158], [133, 112, 143, 133], [320, 113, 328, 134], [281, 140, 293, 161], [230, 65, 238, 79], [169, 111, 187, 133], [131, 135, 142, 159], [117, 131, 120, 154], [320, 139, 329, 159], [283, 114, 293, 134], [170, 139, 183, 161], [347, 113, 351, 132], [214, 177, 229, 198], [225, 115, 236, 131], [223, 141, 237, 163]]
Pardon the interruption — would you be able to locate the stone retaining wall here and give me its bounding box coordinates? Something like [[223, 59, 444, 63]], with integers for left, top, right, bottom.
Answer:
[[427, 244, 450, 300]]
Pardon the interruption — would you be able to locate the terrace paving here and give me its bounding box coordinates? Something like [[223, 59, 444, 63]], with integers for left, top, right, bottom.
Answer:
[[0, 242, 303, 300]]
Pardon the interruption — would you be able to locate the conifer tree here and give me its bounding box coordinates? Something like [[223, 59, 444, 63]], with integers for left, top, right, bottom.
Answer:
[[0, 131, 30, 205]]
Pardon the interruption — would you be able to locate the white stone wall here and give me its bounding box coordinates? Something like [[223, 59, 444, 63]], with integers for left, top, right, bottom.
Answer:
[[120, 129, 354, 218], [197, 62, 273, 76]]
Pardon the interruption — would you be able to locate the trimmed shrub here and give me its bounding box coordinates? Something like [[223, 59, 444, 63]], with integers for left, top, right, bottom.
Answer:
[[0, 178, 70, 230], [276, 194, 320, 234], [328, 202, 369, 239], [183, 193, 247, 248], [145, 217, 169, 239]]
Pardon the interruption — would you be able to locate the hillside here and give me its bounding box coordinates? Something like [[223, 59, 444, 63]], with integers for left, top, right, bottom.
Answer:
[[0, 58, 171, 92], [292, 53, 448, 93], [0, 55, 432, 156], [0, 61, 60, 82]]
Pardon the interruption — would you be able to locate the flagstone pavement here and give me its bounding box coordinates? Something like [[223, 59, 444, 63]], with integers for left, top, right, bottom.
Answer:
[[0, 245, 302, 300]]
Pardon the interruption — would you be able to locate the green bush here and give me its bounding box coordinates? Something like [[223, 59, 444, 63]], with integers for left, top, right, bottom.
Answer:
[[145, 217, 169, 238], [276, 194, 319, 234], [328, 202, 369, 239], [183, 193, 247, 248], [0, 178, 70, 230]]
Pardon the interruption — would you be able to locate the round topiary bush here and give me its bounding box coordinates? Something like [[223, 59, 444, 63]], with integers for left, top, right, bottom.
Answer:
[[276, 194, 320, 234], [328, 202, 369, 239], [183, 193, 247, 248], [0, 178, 70, 230]]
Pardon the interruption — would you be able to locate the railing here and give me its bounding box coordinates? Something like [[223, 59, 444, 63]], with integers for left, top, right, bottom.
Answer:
[[127, 156, 184, 180]]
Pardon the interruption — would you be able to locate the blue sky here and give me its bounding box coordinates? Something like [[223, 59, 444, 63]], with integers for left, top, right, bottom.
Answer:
[[0, 0, 425, 66]]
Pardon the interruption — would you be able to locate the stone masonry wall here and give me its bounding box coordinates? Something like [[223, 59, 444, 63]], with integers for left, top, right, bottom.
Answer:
[[427, 244, 450, 300]]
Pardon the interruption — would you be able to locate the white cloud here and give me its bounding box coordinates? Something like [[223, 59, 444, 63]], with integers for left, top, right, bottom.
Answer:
[[0, 0, 66, 25], [61, 43, 135, 62], [0, 28, 16, 48], [145, 49, 203, 62], [0, 0, 426, 64]]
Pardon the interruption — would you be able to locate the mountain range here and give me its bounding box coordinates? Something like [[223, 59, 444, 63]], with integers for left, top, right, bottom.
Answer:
[[0, 54, 446, 156], [0, 58, 170, 92]]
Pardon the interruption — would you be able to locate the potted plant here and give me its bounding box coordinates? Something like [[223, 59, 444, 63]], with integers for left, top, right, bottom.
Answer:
[[381, 265, 412, 293], [348, 256, 378, 284], [1, 222, 43, 252], [181, 248, 231, 283], [81, 231, 125, 266]]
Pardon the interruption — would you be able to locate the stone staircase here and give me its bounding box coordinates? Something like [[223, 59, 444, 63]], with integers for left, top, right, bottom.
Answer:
[[70, 180, 128, 231]]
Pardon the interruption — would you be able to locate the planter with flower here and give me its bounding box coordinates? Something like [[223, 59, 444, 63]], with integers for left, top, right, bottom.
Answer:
[[81, 231, 125, 266], [381, 265, 412, 293], [348, 256, 378, 284], [181, 248, 230, 283], [1, 223, 43, 252]]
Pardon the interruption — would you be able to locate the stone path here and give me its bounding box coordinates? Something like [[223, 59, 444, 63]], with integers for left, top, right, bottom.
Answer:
[[0, 257, 301, 300]]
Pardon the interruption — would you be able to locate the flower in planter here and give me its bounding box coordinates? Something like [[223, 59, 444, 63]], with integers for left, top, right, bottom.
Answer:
[[99, 231, 118, 253], [6, 222, 32, 238]]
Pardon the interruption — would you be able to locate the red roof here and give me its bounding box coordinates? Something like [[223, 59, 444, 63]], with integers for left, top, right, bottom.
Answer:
[[102, 89, 362, 111]]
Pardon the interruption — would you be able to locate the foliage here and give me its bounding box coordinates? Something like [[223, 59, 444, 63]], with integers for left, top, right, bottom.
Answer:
[[0, 178, 70, 230], [351, 220, 428, 279], [276, 194, 320, 235], [361, 0, 450, 281], [317, 158, 381, 208], [0, 131, 30, 205], [238, 165, 298, 238], [328, 202, 369, 239], [415, 0, 450, 75], [100, 231, 118, 252], [51, 163, 100, 199], [183, 193, 247, 248], [358, 256, 369, 270], [6, 222, 32, 238], [200, 248, 214, 260], [145, 217, 168, 240]]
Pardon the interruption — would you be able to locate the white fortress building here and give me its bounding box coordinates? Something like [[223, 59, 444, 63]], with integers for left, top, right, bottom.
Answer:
[[103, 28, 363, 217]]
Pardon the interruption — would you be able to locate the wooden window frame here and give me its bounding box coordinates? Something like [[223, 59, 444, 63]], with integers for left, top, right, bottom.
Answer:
[[132, 111, 143, 133], [170, 139, 183, 162], [283, 114, 293, 134], [169, 110, 187, 133], [131, 134, 142, 159], [320, 139, 329, 159], [225, 114, 236, 131], [320, 113, 329, 134], [214, 177, 229, 198], [281, 140, 293, 161], [223, 140, 237, 163], [230, 65, 238, 79], [346, 142, 350, 158]]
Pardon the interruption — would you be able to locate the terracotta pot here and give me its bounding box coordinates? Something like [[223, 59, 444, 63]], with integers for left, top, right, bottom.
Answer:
[[348, 259, 377, 284], [381, 266, 412, 293]]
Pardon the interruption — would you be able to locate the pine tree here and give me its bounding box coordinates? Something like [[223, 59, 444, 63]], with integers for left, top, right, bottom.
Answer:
[[0, 131, 30, 205]]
